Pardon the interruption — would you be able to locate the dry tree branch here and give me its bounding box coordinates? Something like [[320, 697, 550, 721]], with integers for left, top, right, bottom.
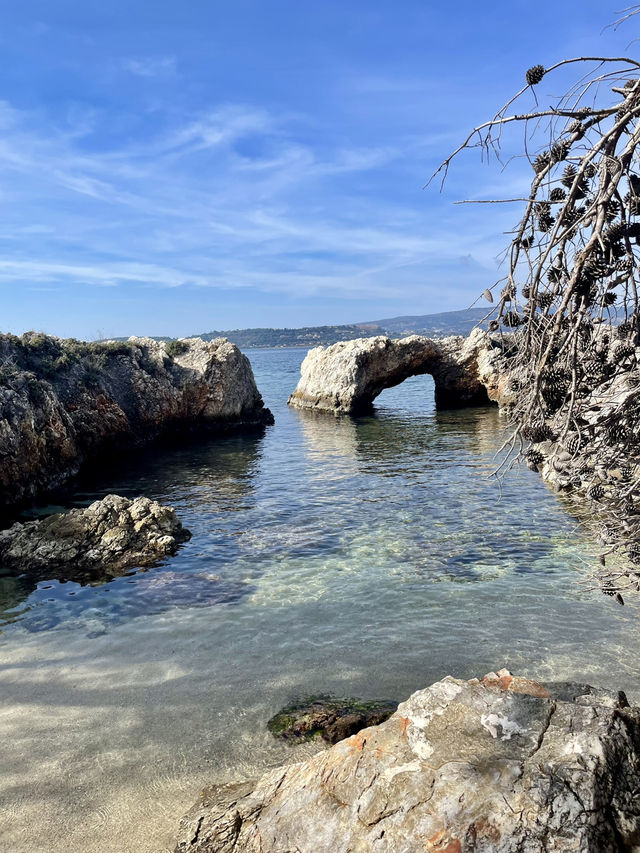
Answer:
[[431, 52, 640, 600]]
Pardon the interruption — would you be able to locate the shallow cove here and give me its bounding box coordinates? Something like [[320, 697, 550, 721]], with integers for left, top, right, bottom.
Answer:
[[1, 347, 639, 853]]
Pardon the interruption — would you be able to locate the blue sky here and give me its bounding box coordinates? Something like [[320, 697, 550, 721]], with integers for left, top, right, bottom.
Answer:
[[0, 1, 636, 338]]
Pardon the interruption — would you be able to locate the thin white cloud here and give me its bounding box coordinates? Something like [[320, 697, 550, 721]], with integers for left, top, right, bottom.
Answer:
[[0, 96, 507, 310], [121, 56, 177, 78]]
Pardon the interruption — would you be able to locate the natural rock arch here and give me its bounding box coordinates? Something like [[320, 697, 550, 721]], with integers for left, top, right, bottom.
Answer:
[[288, 330, 506, 415]]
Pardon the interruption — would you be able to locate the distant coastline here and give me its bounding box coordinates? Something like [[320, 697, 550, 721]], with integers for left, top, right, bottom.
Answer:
[[102, 307, 489, 349]]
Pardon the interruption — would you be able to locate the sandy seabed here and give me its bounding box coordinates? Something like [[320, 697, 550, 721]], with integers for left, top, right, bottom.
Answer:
[[0, 606, 324, 853]]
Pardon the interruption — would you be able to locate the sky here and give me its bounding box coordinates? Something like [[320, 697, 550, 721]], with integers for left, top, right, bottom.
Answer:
[[0, 0, 638, 339]]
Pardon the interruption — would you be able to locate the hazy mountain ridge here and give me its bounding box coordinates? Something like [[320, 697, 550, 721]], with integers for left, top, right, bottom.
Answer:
[[198, 307, 488, 349]]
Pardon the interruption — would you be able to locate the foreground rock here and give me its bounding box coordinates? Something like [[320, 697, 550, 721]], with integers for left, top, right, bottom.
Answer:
[[175, 670, 640, 853], [267, 695, 398, 744], [0, 494, 191, 578], [287, 329, 510, 414], [0, 333, 273, 510]]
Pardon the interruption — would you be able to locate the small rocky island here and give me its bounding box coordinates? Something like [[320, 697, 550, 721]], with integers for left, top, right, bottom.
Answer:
[[175, 670, 640, 853], [0, 333, 273, 511]]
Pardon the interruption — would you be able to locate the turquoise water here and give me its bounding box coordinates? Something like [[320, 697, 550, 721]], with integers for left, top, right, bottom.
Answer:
[[1, 348, 639, 853]]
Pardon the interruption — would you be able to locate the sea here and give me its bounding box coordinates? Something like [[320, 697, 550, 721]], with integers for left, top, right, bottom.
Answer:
[[1, 347, 639, 853]]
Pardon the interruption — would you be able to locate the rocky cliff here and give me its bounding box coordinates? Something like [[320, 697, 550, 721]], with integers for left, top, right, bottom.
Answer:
[[0, 333, 272, 510], [175, 670, 640, 853], [287, 329, 510, 414]]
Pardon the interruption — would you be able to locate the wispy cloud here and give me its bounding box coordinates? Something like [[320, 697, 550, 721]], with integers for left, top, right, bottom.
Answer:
[[0, 93, 509, 327], [121, 56, 178, 78]]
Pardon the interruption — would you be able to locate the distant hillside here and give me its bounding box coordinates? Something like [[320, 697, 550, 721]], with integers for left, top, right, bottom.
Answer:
[[366, 307, 488, 338], [198, 324, 383, 349], [199, 307, 488, 349]]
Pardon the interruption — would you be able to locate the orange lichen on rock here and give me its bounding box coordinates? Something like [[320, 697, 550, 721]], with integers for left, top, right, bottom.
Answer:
[[481, 668, 550, 699], [426, 830, 462, 853]]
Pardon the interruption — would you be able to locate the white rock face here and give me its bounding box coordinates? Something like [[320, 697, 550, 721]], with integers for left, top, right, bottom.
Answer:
[[288, 329, 509, 414], [0, 494, 191, 576], [0, 334, 272, 509], [175, 670, 640, 853]]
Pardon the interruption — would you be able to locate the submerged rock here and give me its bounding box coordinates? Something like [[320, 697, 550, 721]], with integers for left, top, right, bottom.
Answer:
[[0, 494, 191, 577], [175, 669, 640, 853], [121, 570, 253, 615], [267, 695, 398, 744], [287, 329, 509, 414], [0, 333, 273, 510]]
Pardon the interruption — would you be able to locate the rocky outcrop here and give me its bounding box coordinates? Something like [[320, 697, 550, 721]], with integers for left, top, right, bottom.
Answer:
[[287, 329, 510, 414], [0, 494, 191, 579], [175, 670, 640, 853], [0, 333, 273, 510], [267, 695, 398, 745]]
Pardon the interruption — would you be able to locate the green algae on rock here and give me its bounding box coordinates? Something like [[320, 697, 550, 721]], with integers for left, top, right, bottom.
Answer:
[[267, 695, 398, 745]]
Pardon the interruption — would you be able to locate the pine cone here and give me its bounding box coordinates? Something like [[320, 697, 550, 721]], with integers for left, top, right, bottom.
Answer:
[[587, 483, 605, 500], [601, 155, 622, 176], [533, 151, 551, 173], [501, 283, 516, 302], [603, 222, 626, 245], [566, 434, 582, 455], [582, 359, 605, 378], [526, 449, 545, 467], [584, 257, 610, 278], [522, 423, 556, 443], [526, 64, 545, 86], [613, 342, 635, 362], [606, 199, 621, 222], [606, 422, 628, 444], [502, 311, 523, 327], [537, 211, 555, 232], [561, 164, 577, 188], [551, 140, 570, 163], [568, 119, 585, 138]]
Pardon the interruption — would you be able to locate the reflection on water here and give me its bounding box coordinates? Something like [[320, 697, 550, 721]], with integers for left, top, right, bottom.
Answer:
[[0, 358, 614, 637], [1, 350, 639, 853], [0, 435, 265, 626]]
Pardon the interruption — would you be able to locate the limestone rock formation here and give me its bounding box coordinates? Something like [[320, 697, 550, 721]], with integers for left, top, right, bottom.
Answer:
[[0, 333, 273, 510], [267, 695, 398, 745], [175, 670, 640, 853], [287, 329, 510, 414], [0, 494, 191, 577]]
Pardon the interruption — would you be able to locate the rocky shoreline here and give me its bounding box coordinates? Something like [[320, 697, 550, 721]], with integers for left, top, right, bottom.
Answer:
[[175, 670, 640, 853], [0, 333, 273, 512], [3, 329, 638, 852]]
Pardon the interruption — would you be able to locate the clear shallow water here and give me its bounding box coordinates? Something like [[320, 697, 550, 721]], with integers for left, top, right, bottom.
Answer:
[[1, 348, 640, 853]]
